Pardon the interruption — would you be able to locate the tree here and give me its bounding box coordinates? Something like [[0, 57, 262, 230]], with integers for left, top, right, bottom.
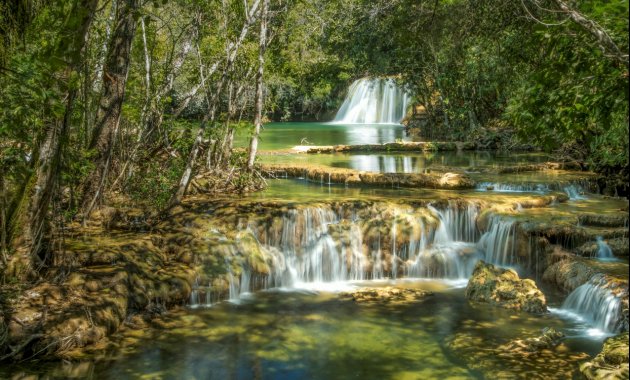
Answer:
[[82, 0, 140, 219], [247, 0, 269, 170]]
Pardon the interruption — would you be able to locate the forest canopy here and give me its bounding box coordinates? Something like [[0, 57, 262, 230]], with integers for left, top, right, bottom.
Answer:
[[0, 0, 628, 273]]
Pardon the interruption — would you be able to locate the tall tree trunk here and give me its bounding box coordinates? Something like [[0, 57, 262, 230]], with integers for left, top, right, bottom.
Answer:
[[25, 0, 99, 264], [247, 0, 269, 170], [0, 173, 7, 267], [82, 0, 139, 219], [111, 22, 194, 190]]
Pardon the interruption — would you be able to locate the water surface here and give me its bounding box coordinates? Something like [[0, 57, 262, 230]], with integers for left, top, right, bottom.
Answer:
[[1, 281, 604, 379], [235, 122, 408, 151]]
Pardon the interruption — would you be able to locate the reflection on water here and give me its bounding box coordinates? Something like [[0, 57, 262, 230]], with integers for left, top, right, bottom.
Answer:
[[260, 150, 551, 173], [234, 122, 407, 150], [0, 281, 606, 380]]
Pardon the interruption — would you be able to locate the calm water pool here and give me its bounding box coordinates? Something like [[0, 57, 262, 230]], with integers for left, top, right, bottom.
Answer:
[[234, 122, 408, 151]]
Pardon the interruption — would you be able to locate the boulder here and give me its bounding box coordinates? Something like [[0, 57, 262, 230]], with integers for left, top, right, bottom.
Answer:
[[438, 172, 475, 189], [465, 261, 547, 313], [580, 333, 629, 380], [542, 258, 595, 292]]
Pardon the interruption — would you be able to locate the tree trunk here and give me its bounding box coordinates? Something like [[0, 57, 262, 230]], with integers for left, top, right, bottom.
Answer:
[[111, 25, 194, 190], [26, 0, 99, 263], [0, 173, 7, 267], [82, 0, 139, 219], [247, 0, 269, 171]]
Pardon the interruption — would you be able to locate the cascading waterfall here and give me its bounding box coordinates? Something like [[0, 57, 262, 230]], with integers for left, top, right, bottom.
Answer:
[[334, 78, 410, 124], [595, 237, 613, 259], [190, 202, 526, 306], [477, 215, 516, 266], [248, 202, 487, 285], [561, 276, 624, 333], [404, 204, 482, 279]]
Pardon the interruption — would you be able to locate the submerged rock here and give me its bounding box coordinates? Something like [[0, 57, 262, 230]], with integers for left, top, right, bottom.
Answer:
[[339, 286, 433, 304], [446, 329, 588, 379], [499, 327, 565, 356], [465, 261, 547, 313], [580, 333, 629, 380]]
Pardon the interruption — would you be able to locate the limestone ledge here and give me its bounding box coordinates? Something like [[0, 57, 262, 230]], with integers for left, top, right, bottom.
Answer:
[[262, 164, 476, 190], [290, 141, 475, 153]]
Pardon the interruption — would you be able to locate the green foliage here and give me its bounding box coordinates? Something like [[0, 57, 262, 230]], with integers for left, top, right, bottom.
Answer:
[[127, 158, 185, 210], [505, 1, 628, 172]]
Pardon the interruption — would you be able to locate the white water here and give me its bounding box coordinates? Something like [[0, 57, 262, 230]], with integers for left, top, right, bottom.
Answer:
[[477, 216, 516, 266], [219, 203, 522, 298], [334, 78, 410, 124], [561, 276, 623, 334], [595, 236, 613, 259], [476, 181, 588, 200], [189, 203, 533, 307]]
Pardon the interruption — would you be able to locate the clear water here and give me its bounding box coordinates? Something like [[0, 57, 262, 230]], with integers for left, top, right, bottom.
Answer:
[[1, 281, 605, 380]]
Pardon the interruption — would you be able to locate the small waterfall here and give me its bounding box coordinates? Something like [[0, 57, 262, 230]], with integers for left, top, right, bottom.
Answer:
[[334, 78, 410, 124], [476, 182, 550, 193], [595, 237, 613, 259], [476, 181, 588, 200], [477, 216, 516, 266], [563, 185, 586, 200], [562, 276, 623, 333], [189, 278, 213, 308], [407, 242, 482, 279], [228, 271, 239, 301], [429, 203, 480, 243]]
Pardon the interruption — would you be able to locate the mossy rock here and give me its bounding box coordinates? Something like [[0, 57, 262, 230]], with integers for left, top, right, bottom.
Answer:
[[466, 260, 547, 313], [580, 333, 629, 379]]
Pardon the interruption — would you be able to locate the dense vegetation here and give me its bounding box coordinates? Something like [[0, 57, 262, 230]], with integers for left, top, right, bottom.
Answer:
[[0, 0, 628, 279]]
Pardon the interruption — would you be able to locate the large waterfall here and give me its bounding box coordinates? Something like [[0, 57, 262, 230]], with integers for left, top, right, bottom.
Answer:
[[334, 78, 410, 124]]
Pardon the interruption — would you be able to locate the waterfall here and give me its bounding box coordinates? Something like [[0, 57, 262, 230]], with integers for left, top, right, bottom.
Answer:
[[561, 276, 624, 333], [190, 202, 526, 305], [595, 236, 613, 259], [477, 216, 516, 266], [190, 278, 213, 308], [247, 202, 484, 284], [429, 203, 480, 243], [334, 78, 410, 124], [563, 185, 586, 200], [476, 181, 588, 200]]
